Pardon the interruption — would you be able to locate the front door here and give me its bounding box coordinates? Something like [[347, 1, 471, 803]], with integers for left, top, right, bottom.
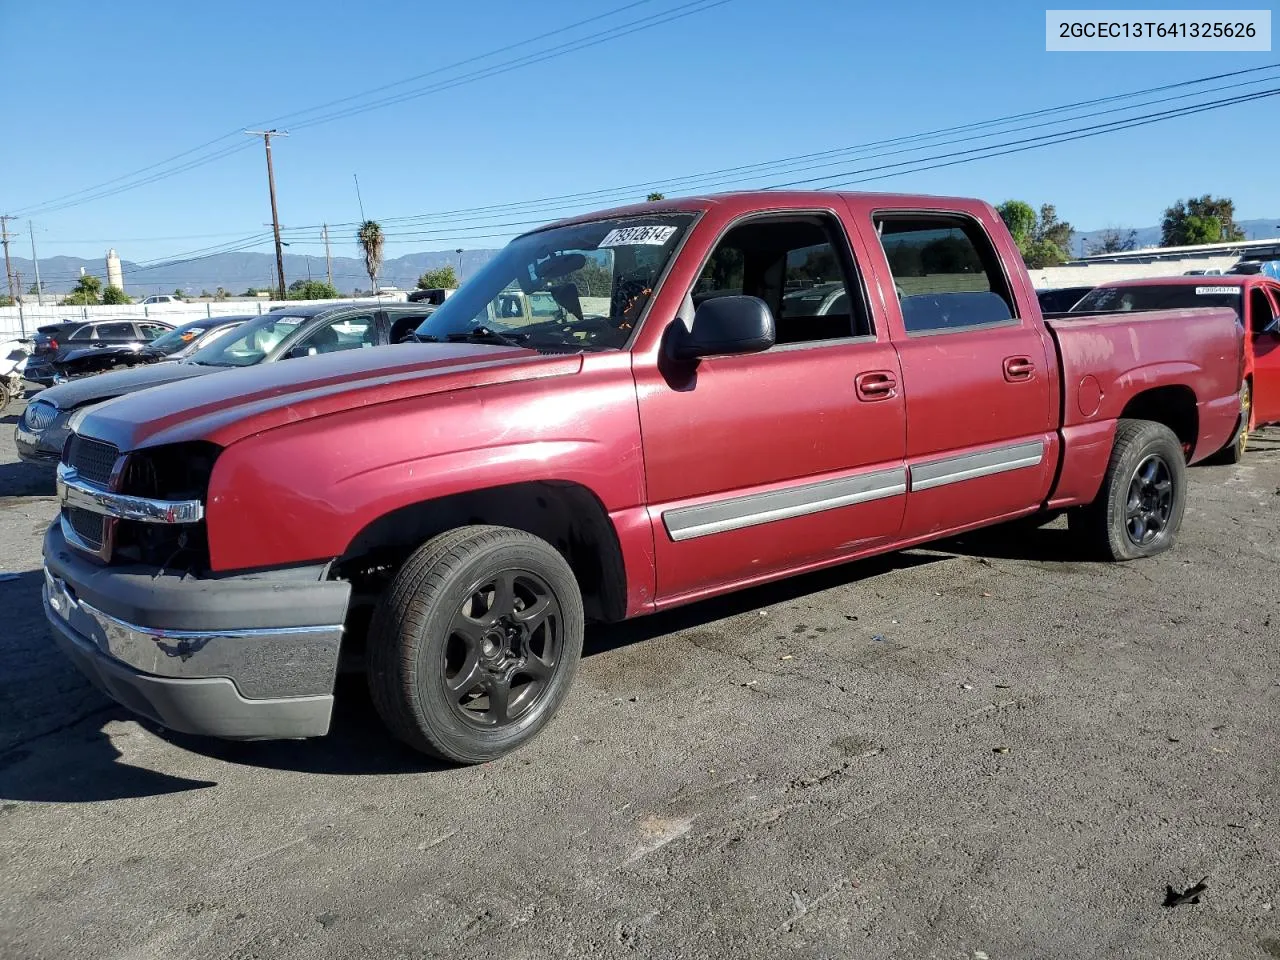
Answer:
[[634, 209, 907, 605], [856, 205, 1056, 536], [1252, 284, 1280, 424]]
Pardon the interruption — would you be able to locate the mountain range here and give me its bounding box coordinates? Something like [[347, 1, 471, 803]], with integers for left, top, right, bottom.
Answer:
[[7, 217, 1279, 296], [6, 248, 499, 297]]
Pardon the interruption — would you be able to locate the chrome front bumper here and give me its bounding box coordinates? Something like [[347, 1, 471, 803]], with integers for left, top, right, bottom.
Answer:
[[42, 522, 352, 740]]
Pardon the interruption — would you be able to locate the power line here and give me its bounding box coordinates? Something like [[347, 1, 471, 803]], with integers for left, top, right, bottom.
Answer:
[[300, 62, 1280, 231], [289, 0, 734, 131], [8, 0, 730, 218]]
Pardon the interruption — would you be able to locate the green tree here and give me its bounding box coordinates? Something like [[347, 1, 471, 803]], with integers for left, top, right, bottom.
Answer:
[[0, 294, 13, 307], [357, 220, 384, 291], [1162, 195, 1244, 247], [215, 287, 228, 301], [243, 287, 260, 296], [63, 274, 104, 305], [200, 289, 212, 298], [102, 285, 131, 304], [27, 282, 41, 296], [288, 279, 341, 300], [1086, 227, 1139, 255], [646, 192, 665, 202], [996, 200, 1037, 248], [171, 288, 185, 300], [417, 265, 458, 289], [997, 199, 1074, 268]]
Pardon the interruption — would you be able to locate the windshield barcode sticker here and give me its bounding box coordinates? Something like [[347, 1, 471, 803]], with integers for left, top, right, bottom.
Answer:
[[599, 225, 677, 247], [1196, 286, 1242, 295]]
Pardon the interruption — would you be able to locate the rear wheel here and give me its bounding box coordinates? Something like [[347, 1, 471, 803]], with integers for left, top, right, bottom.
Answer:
[[1209, 380, 1251, 465], [1068, 419, 1187, 561], [366, 525, 584, 763]]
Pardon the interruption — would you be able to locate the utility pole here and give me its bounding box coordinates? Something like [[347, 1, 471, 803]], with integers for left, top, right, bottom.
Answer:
[[0, 215, 17, 304], [245, 130, 289, 299], [29, 221, 43, 305], [322, 224, 333, 286]]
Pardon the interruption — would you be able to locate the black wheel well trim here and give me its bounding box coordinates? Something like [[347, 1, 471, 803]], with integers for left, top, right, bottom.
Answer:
[[330, 480, 629, 624], [1118, 384, 1199, 454]]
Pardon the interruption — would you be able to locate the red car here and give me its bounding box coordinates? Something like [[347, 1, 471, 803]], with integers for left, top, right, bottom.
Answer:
[[42, 191, 1243, 763], [1072, 275, 1280, 461]]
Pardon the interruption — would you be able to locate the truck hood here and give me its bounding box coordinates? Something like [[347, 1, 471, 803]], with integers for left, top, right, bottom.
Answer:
[[77, 343, 582, 452], [37, 359, 211, 410]]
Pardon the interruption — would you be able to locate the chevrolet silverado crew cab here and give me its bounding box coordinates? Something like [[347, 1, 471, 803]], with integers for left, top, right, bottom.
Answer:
[[42, 191, 1244, 764]]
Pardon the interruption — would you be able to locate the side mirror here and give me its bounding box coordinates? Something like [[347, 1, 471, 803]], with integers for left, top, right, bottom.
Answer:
[[666, 295, 776, 362], [288, 344, 317, 359]]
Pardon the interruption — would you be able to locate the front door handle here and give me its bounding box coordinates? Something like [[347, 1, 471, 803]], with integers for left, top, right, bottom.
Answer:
[[1003, 356, 1036, 381], [856, 370, 898, 401]]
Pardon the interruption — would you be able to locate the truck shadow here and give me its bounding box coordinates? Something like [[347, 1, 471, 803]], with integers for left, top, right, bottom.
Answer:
[[936, 521, 1090, 564], [0, 569, 218, 803], [0, 460, 56, 498]]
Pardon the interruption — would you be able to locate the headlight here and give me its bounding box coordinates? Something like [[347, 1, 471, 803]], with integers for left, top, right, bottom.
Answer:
[[22, 400, 58, 432]]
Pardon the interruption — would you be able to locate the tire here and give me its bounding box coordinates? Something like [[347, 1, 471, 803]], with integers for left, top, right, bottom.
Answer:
[[366, 525, 585, 763], [1068, 419, 1187, 561], [1207, 380, 1251, 465]]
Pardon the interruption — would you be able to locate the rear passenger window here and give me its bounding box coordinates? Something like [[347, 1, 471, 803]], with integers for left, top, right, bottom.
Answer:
[[692, 215, 872, 344], [95, 322, 137, 338], [875, 215, 1017, 335]]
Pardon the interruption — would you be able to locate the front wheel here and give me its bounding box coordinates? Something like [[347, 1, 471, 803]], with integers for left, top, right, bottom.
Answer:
[[366, 525, 584, 763], [1068, 419, 1187, 561]]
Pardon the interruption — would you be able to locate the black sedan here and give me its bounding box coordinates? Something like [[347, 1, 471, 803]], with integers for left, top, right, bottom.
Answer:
[[16, 302, 437, 463], [23, 318, 174, 386]]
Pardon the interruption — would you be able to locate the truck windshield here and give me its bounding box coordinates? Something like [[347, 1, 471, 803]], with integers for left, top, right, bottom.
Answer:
[[1072, 284, 1243, 319], [414, 214, 696, 351]]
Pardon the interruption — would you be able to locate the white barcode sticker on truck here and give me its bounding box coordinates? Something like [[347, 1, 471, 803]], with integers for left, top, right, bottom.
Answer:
[[1196, 286, 1242, 295], [599, 225, 678, 247]]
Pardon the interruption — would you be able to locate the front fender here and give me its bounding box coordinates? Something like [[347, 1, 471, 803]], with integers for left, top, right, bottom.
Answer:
[[204, 370, 646, 572]]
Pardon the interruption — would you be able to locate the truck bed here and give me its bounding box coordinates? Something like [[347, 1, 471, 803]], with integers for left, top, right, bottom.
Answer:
[[1046, 306, 1243, 463]]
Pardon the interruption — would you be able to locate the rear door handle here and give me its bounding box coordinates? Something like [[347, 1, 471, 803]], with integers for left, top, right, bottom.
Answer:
[[855, 370, 898, 401], [1003, 356, 1036, 381]]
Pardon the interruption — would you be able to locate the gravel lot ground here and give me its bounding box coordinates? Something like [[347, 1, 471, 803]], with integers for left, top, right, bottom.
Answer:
[[0, 395, 1277, 960]]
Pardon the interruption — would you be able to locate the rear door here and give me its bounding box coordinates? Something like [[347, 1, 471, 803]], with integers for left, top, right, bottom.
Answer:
[[1252, 283, 1280, 424], [851, 201, 1056, 535]]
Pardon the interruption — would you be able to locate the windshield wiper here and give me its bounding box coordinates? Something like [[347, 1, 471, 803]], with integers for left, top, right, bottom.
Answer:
[[445, 326, 530, 348]]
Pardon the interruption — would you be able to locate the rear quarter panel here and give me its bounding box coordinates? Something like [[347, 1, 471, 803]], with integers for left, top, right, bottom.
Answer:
[[1045, 308, 1242, 505]]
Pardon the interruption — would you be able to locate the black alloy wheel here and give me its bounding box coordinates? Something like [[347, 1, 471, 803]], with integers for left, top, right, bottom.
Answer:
[[1124, 454, 1174, 546], [443, 570, 563, 728]]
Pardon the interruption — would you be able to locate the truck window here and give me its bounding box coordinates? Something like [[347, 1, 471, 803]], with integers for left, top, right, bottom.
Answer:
[[874, 214, 1016, 335], [692, 215, 871, 344], [1249, 287, 1276, 334]]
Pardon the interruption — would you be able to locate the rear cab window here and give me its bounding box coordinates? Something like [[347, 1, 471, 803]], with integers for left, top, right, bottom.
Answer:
[[873, 214, 1018, 335]]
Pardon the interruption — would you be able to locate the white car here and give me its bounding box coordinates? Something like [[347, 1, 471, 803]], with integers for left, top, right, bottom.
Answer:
[[140, 294, 183, 305]]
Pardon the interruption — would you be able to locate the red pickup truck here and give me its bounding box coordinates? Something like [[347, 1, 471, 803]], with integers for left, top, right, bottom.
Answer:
[[1071, 274, 1280, 461], [42, 191, 1243, 763]]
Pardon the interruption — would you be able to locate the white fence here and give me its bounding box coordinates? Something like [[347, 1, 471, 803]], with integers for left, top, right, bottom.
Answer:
[[0, 294, 411, 341]]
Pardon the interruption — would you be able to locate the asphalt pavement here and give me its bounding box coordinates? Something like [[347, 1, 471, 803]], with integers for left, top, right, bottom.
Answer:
[[1, 396, 1277, 960]]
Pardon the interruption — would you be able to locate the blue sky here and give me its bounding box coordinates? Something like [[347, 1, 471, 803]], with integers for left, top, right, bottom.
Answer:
[[1, 0, 1276, 266]]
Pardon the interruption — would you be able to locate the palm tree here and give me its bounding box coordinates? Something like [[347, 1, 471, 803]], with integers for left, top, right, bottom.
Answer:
[[357, 220, 384, 293]]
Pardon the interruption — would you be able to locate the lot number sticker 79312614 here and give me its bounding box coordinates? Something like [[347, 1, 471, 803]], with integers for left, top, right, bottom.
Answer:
[[599, 225, 678, 247]]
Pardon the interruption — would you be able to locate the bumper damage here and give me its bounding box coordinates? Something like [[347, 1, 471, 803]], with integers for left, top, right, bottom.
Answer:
[[42, 522, 351, 740]]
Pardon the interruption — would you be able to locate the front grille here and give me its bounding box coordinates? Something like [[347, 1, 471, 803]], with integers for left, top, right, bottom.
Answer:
[[66, 435, 119, 485], [66, 507, 104, 549]]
